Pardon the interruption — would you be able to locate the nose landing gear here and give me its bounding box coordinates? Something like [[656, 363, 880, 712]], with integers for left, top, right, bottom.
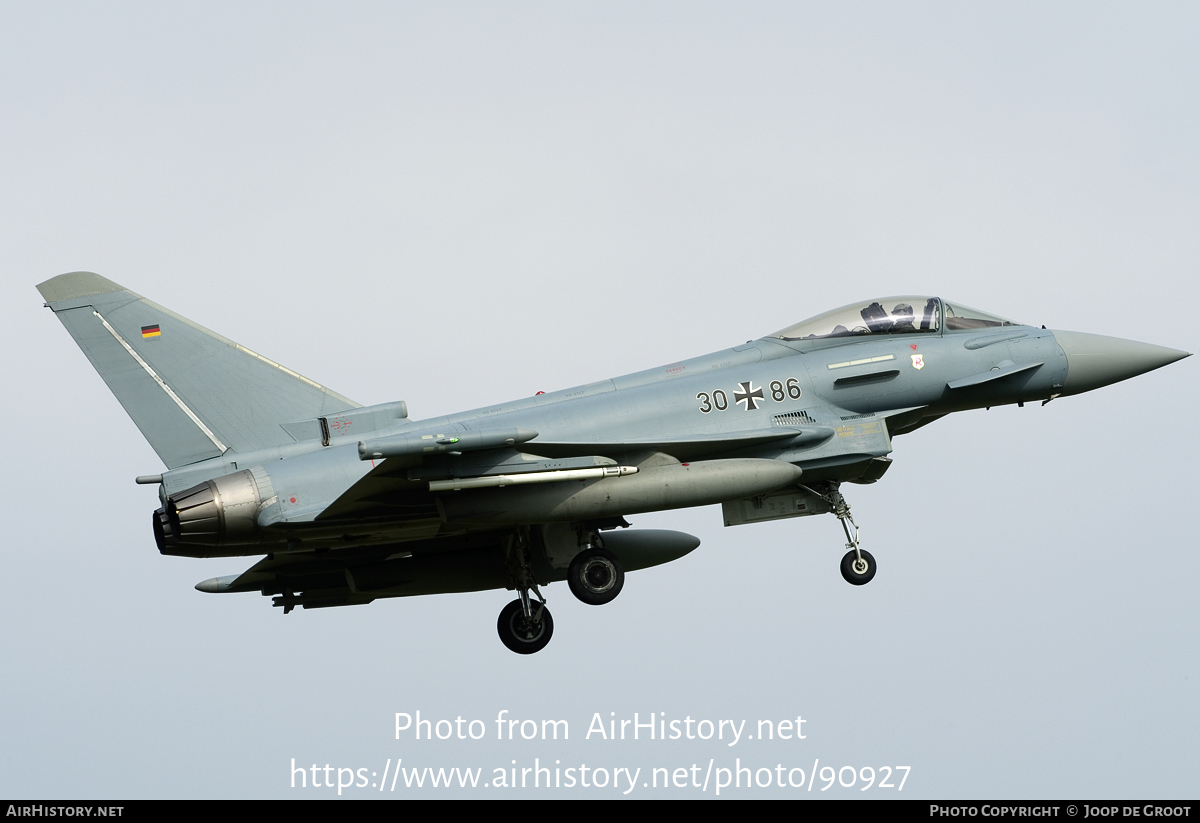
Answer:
[[840, 547, 877, 585], [803, 482, 877, 586]]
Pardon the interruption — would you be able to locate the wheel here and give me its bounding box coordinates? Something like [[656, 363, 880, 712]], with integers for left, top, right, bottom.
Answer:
[[568, 548, 625, 605], [497, 599, 554, 654], [840, 549, 877, 585]]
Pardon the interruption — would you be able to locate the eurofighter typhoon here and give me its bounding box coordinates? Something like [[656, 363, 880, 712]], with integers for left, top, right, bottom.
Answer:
[[38, 272, 1189, 653]]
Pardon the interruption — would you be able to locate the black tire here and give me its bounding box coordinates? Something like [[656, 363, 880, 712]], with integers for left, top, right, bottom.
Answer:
[[568, 548, 625, 605], [840, 549, 877, 586], [497, 599, 554, 654]]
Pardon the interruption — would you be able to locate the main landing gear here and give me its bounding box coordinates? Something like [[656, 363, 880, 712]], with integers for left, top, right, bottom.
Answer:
[[496, 528, 626, 654], [802, 482, 877, 586], [497, 529, 554, 654], [496, 532, 552, 652], [497, 595, 554, 654], [567, 536, 624, 606]]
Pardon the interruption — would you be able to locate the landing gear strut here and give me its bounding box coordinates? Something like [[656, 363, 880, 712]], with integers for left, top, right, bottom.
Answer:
[[803, 482, 877, 586], [498, 529, 554, 654]]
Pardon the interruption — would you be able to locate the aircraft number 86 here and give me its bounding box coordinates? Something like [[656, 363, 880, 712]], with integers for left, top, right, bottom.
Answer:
[[697, 378, 801, 413]]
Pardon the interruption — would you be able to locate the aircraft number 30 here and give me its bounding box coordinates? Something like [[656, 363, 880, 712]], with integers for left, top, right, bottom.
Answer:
[[697, 378, 802, 413]]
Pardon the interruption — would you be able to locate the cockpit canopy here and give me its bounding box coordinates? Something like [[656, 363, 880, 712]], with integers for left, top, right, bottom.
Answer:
[[769, 296, 1019, 341]]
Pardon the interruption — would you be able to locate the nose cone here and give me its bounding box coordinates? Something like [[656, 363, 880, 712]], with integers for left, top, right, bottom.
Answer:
[[1052, 330, 1190, 395]]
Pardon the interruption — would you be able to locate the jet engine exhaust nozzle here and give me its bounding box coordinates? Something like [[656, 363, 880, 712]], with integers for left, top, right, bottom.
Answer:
[[152, 468, 274, 555]]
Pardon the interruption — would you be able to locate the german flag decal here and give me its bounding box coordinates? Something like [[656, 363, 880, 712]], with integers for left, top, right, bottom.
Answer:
[[141, 324, 161, 338]]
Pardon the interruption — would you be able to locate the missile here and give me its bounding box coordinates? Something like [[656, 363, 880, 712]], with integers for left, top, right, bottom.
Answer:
[[428, 465, 637, 491]]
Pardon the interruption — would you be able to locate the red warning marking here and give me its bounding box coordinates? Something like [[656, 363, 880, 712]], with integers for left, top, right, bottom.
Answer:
[[910, 344, 918, 350], [289, 496, 297, 504]]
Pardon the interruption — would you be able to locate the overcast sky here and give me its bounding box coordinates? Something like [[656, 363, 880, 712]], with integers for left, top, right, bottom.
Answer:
[[2, 2, 1196, 798]]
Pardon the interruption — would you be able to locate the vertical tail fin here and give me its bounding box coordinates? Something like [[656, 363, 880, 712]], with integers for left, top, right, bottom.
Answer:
[[38, 272, 360, 469]]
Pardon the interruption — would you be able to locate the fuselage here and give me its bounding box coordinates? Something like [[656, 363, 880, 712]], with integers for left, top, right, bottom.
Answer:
[[157, 318, 1071, 537], [153, 295, 1187, 569]]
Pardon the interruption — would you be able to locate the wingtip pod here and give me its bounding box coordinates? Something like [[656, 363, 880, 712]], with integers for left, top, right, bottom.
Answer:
[[37, 271, 130, 305]]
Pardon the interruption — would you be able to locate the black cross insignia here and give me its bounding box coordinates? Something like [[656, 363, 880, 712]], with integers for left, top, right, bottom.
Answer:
[[734, 381, 764, 411]]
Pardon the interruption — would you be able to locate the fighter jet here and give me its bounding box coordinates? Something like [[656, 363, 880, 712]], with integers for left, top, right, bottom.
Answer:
[[38, 272, 1189, 654]]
